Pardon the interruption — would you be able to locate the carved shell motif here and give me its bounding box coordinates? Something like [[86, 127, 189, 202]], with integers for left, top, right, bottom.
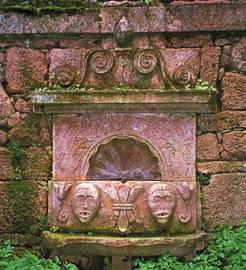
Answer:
[[86, 137, 161, 181]]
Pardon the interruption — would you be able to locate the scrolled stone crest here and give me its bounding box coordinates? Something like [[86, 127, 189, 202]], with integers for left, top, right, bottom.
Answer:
[[53, 66, 75, 87], [173, 66, 197, 87], [134, 48, 158, 74], [90, 50, 114, 74]]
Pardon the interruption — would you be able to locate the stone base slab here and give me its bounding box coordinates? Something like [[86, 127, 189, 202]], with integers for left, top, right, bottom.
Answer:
[[43, 231, 207, 257]]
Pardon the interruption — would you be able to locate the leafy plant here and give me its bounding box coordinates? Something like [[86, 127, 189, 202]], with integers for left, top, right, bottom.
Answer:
[[132, 222, 246, 270], [197, 173, 210, 186], [0, 240, 78, 270]]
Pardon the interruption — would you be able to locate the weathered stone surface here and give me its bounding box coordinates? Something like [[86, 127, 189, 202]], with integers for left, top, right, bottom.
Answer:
[[53, 114, 196, 181], [15, 98, 30, 113], [222, 72, 246, 110], [197, 161, 246, 174], [160, 48, 200, 84], [7, 112, 21, 128], [49, 181, 198, 235], [165, 3, 246, 32], [0, 83, 14, 120], [24, 13, 100, 34], [202, 173, 246, 230], [6, 48, 48, 93], [215, 38, 231, 47], [166, 34, 211, 48], [197, 133, 220, 161], [20, 147, 51, 180], [0, 130, 7, 146], [43, 231, 207, 257], [0, 180, 47, 233], [231, 37, 246, 74], [200, 46, 221, 86], [222, 131, 246, 160], [49, 49, 87, 86], [8, 116, 51, 147], [101, 7, 149, 33], [0, 13, 24, 34], [0, 52, 5, 82], [197, 111, 246, 133], [59, 37, 98, 49], [0, 147, 13, 180], [32, 89, 217, 114]]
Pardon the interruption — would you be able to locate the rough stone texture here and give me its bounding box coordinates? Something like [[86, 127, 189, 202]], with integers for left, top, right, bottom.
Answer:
[[202, 173, 246, 230], [20, 147, 51, 180], [197, 111, 246, 133], [0, 147, 13, 180], [0, 52, 5, 82], [49, 49, 87, 86], [0, 130, 7, 146], [222, 72, 246, 110], [197, 133, 220, 161], [0, 180, 47, 233], [53, 114, 196, 181], [166, 34, 212, 48], [8, 112, 21, 128], [200, 46, 221, 86], [0, 12, 24, 33], [15, 98, 30, 113], [222, 131, 246, 160], [8, 116, 51, 147], [24, 13, 100, 34], [6, 48, 48, 93], [59, 37, 98, 49], [0, 83, 14, 120], [231, 36, 246, 74], [160, 48, 200, 82], [197, 161, 246, 174]]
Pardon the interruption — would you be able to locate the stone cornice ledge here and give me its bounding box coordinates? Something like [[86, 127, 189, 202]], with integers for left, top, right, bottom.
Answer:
[[0, 2, 245, 35]]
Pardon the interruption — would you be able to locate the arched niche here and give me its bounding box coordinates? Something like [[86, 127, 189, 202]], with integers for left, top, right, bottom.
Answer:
[[86, 136, 162, 181]]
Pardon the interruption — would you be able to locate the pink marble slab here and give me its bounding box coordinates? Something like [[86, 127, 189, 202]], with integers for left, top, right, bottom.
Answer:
[[53, 113, 196, 181]]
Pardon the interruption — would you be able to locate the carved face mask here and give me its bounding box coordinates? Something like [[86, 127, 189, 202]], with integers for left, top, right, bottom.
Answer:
[[72, 183, 100, 224], [148, 184, 176, 226]]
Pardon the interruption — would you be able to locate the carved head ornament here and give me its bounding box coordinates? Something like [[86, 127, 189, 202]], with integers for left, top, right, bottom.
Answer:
[[72, 183, 100, 224], [148, 183, 176, 227]]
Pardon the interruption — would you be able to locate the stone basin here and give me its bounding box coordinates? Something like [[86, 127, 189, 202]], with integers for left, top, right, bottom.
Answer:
[[43, 231, 207, 257]]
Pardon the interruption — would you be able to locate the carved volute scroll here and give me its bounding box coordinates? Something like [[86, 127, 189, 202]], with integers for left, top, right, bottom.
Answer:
[[49, 47, 200, 89], [133, 48, 158, 74], [173, 65, 197, 87], [148, 183, 176, 228], [89, 50, 115, 75], [86, 137, 161, 181], [72, 183, 101, 224]]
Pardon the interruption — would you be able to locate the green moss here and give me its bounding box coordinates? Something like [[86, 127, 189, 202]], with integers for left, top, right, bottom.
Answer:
[[0, 0, 100, 14], [6, 181, 39, 233], [7, 142, 26, 180], [197, 172, 210, 186]]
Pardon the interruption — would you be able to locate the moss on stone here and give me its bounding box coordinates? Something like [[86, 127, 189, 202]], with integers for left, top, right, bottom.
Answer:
[[0, 0, 100, 14]]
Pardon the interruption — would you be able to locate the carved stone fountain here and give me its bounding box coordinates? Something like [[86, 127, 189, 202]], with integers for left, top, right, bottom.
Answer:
[[31, 10, 216, 269]]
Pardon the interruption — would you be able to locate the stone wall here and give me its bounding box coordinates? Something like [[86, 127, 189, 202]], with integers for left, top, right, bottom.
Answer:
[[0, 2, 245, 253]]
